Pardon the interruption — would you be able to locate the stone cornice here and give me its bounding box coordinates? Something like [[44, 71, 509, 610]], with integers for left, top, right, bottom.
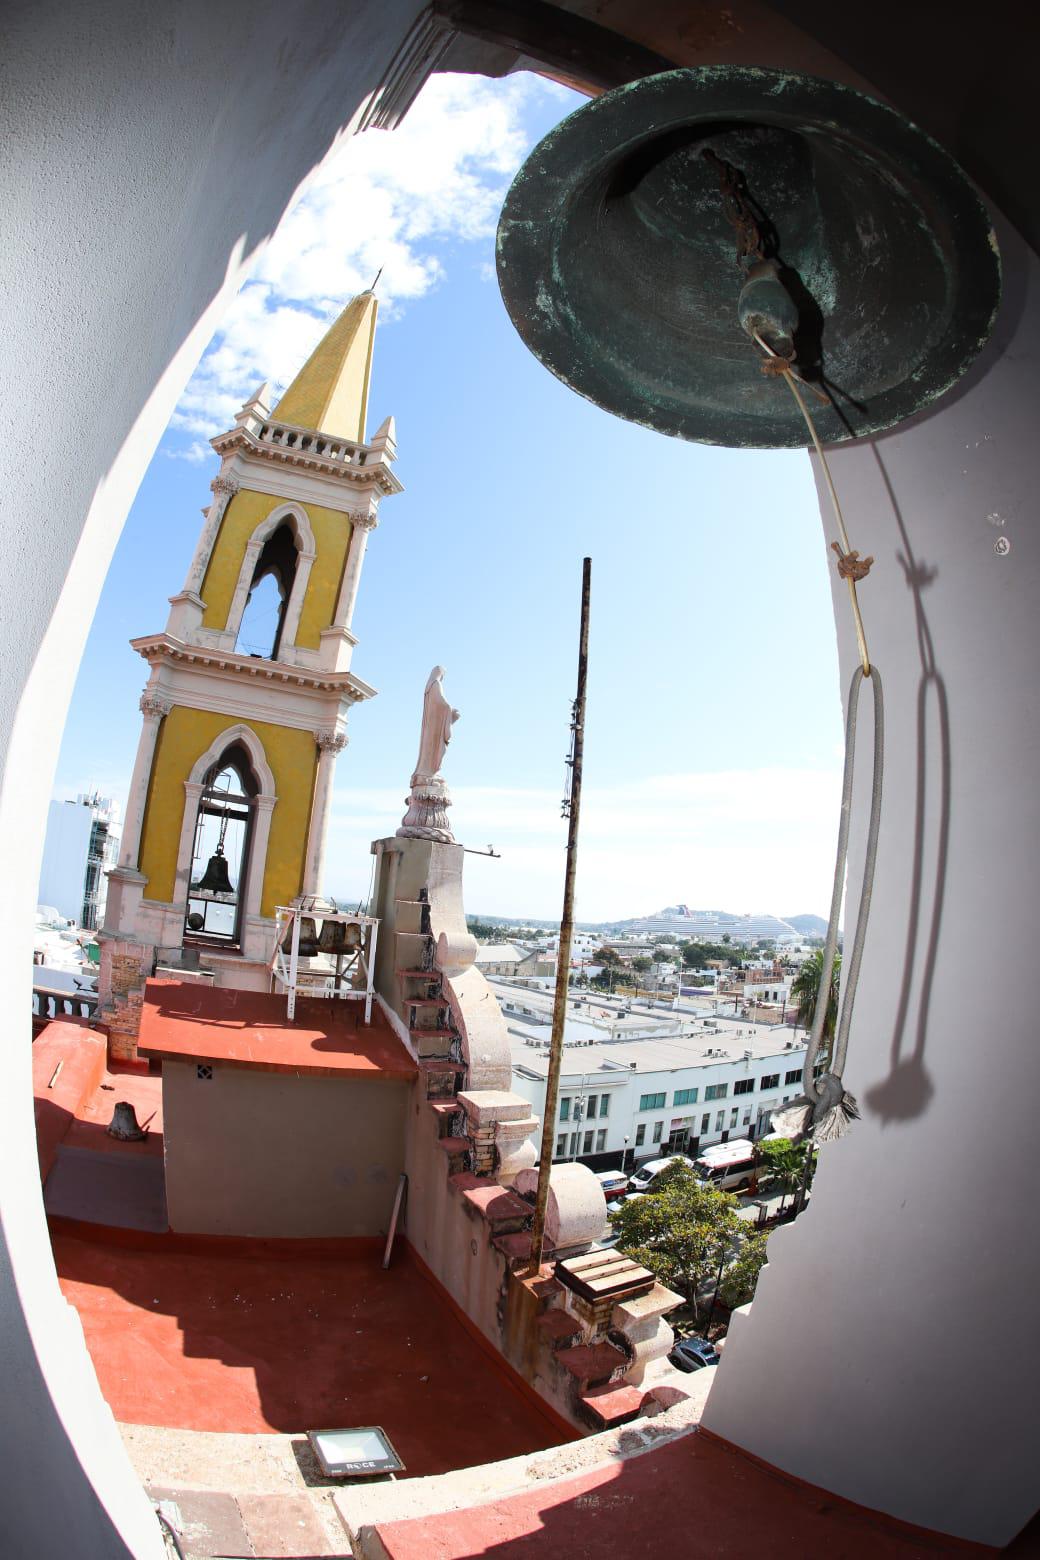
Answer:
[[130, 632, 376, 702]]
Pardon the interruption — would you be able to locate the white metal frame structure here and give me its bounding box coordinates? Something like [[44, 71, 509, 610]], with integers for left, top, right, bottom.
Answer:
[[270, 904, 379, 1023]]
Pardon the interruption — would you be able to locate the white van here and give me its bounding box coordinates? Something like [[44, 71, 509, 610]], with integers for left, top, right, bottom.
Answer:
[[693, 1139, 758, 1192], [628, 1154, 694, 1192]]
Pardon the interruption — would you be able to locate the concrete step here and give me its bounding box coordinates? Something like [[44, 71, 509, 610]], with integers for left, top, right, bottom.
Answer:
[[555, 1340, 629, 1388], [427, 1098, 461, 1139], [436, 1136, 471, 1171], [536, 1309, 582, 1346], [418, 1058, 465, 1098], [579, 1383, 645, 1429], [414, 1032, 456, 1060], [450, 1173, 532, 1232], [491, 1231, 534, 1263]]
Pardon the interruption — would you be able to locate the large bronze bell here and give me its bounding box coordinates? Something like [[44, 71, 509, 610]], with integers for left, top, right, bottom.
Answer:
[[496, 67, 1000, 449], [193, 846, 234, 897], [317, 918, 363, 955], [281, 916, 320, 957]]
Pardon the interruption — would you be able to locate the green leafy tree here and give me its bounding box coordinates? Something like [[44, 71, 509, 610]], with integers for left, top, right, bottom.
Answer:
[[756, 1136, 812, 1214], [594, 946, 622, 967], [610, 1163, 744, 1318], [718, 1233, 769, 1310], [790, 949, 841, 1053], [631, 956, 652, 973]]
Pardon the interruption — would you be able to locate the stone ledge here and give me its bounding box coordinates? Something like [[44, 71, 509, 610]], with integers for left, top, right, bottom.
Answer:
[[333, 1398, 704, 1547]]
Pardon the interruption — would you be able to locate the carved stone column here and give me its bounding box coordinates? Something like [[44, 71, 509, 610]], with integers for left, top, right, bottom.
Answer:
[[118, 692, 171, 869], [182, 474, 239, 596], [301, 729, 348, 898], [333, 509, 378, 631]]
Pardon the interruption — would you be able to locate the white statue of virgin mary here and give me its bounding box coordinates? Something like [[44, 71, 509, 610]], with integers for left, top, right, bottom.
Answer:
[[412, 666, 459, 784]]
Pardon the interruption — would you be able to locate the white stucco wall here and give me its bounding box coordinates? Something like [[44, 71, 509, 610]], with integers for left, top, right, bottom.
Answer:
[[701, 217, 1040, 1546], [0, 4, 422, 1555], [163, 1062, 409, 1237]]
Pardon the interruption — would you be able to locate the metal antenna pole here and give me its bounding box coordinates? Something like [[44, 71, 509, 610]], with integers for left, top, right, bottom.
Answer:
[[526, 557, 591, 1277]]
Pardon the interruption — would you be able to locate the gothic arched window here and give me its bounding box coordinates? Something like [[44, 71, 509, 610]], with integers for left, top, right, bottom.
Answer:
[[184, 742, 259, 944], [235, 522, 298, 659]]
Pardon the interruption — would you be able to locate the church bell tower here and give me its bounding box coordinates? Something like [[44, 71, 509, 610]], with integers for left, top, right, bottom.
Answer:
[[100, 291, 400, 1054]]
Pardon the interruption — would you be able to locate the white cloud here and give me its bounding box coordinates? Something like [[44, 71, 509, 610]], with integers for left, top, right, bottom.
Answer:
[[324, 767, 844, 922], [168, 73, 552, 449]]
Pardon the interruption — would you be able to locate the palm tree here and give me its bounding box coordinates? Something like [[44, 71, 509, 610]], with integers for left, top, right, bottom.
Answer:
[[790, 949, 841, 1060]]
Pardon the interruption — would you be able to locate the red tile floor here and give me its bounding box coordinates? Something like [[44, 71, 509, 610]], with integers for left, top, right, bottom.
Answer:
[[52, 1232, 572, 1478]]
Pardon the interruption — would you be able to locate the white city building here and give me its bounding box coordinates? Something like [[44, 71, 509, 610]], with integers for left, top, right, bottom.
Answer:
[[38, 794, 121, 930], [497, 980, 809, 1169]]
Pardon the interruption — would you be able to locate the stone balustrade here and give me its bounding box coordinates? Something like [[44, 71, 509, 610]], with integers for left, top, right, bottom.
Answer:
[[253, 418, 371, 468]]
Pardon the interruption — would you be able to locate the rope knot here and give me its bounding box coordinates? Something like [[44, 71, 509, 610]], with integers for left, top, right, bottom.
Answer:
[[758, 354, 794, 378], [831, 542, 874, 582]]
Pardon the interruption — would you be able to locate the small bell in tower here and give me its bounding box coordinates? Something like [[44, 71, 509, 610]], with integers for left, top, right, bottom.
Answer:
[[193, 844, 234, 897]]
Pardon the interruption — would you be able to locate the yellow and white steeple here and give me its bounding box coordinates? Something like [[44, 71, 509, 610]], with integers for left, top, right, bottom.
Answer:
[[101, 292, 400, 1029]]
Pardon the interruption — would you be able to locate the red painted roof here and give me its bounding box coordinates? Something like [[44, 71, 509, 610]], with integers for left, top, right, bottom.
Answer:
[[138, 979, 416, 1079]]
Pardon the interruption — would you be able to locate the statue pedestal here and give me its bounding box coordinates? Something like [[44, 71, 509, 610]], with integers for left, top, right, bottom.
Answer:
[[397, 775, 453, 843]]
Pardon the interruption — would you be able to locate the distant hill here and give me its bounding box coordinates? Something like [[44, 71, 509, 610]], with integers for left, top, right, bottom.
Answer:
[[783, 913, 828, 936]]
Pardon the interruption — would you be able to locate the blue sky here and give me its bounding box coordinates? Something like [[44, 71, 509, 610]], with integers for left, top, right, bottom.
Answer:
[[53, 73, 843, 923]]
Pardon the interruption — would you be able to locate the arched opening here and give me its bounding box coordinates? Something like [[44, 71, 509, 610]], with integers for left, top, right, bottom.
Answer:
[[235, 522, 298, 659], [184, 741, 259, 944]]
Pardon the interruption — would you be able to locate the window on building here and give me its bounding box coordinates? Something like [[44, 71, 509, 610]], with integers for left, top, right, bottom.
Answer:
[[785, 1068, 802, 1084], [700, 1114, 710, 1134], [596, 1129, 607, 1151], [235, 522, 298, 660], [705, 1083, 728, 1101], [673, 1087, 698, 1106], [555, 1133, 567, 1157], [759, 1073, 779, 1090], [742, 1108, 752, 1125], [583, 1131, 594, 1154], [729, 1108, 739, 1128], [635, 1124, 646, 1147], [599, 1095, 610, 1117], [560, 1098, 571, 1120], [734, 1078, 755, 1096], [652, 1121, 664, 1143], [639, 1092, 666, 1111], [715, 1110, 725, 1131], [569, 1133, 578, 1155], [587, 1094, 598, 1118]]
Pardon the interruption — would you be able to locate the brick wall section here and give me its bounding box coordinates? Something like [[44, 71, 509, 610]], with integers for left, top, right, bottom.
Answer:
[[99, 939, 154, 1062]]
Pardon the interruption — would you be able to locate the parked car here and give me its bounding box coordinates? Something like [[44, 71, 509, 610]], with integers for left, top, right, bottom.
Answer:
[[668, 1336, 719, 1373], [594, 1169, 630, 1199], [628, 1154, 694, 1192]]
